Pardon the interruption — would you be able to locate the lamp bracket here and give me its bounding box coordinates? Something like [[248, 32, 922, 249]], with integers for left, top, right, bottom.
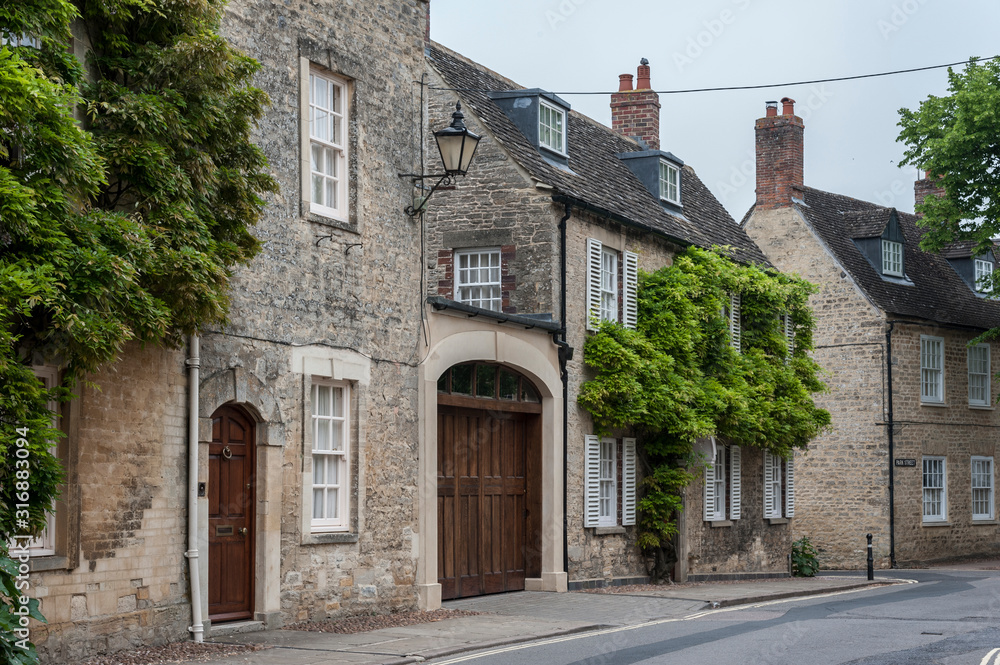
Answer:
[[404, 173, 455, 217]]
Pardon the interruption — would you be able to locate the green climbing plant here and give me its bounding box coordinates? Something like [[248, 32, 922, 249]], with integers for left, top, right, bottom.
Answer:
[[579, 246, 830, 578]]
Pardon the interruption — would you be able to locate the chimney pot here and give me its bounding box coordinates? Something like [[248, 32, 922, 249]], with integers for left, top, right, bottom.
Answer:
[[636, 60, 651, 90], [781, 97, 796, 116], [618, 74, 633, 92], [765, 101, 778, 118]]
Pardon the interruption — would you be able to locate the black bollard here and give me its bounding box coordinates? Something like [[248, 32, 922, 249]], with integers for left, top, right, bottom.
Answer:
[[867, 533, 874, 581]]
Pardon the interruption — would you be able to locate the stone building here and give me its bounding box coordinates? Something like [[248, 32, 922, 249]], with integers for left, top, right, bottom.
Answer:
[[420, 45, 802, 591], [743, 98, 1000, 568], [31, 1, 433, 661]]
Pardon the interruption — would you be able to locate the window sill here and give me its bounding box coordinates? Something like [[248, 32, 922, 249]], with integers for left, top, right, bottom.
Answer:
[[919, 401, 947, 408], [767, 518, 789, 525], [306, 211, 358, 235], [594, 526, 626, 536], [969, 404, 995, 411], [921, 520, 950, 528], [302, 532, 359, 545], [709, 520, 733, 528], [27, 556, 70, 572], [972, 519, 998, 525]]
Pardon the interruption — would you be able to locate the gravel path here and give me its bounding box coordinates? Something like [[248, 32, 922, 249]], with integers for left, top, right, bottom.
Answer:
[[78, 641, 269, 665], [285, 608, 483, 633]]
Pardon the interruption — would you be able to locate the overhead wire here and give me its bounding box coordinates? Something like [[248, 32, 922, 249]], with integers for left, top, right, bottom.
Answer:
[[429, 55, 1000, 96]]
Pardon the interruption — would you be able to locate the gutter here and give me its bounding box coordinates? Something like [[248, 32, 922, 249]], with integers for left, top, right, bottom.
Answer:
[[551, 194, 692, 251], [885, 322, 897, 569], [186, 334, 204, 641], [555, 202, 572, 579]]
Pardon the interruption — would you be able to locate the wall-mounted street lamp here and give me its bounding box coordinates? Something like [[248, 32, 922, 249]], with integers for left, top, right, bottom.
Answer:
[[403, 101, 481, 217]]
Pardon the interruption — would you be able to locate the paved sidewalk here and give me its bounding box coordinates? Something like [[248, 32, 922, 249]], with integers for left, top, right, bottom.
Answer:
[[202, 575, 896, 665]]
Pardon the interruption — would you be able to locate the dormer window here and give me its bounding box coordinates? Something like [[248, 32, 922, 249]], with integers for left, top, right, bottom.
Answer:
[[488, 89, 571, 166], [538, 100, 566, 155], [659, 160, 680, 205], [975, 258, 994, 293], [882, 239, 903, 277]]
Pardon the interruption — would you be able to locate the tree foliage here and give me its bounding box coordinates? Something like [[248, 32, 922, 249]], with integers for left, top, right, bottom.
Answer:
[[898, 57, 1000, 256], [578, 247, 830, 568], [1, 0, 275, 659]]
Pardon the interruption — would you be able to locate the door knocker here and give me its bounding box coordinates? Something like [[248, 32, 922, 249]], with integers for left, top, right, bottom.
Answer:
[[222, 446, 233, 460]]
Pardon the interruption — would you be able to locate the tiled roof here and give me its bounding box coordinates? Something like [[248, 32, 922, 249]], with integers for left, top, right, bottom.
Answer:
[[795, 187, 1000, 330], [427, 43, 768, 266]]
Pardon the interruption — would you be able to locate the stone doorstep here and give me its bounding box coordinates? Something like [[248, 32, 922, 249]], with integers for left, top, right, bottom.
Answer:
[[208, 620, 266, 638]]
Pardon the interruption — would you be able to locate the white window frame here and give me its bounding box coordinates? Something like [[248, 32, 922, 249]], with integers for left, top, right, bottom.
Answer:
[[922, 456, 947, 523], [599, 248, 618, 324], [585, 436, 636, 528], [969, 343, 991, 407], [454, 248, 502, 312], [310, 380, 350, 532], [538, 99, 566, 155], [705, 445, 726, 522], [972, 456, 994, 521], [975, 259, 994, 293], [598, 437, 617, 527], [763, 451, 784, 519], [920, 335, 944, 403], [306, 66, 348, 221], [882, 239, 903, 277], [659, 160, 681, 205]]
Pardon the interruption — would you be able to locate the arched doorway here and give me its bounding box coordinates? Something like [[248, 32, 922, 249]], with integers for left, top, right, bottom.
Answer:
[[436, 363, 542, 599], [207, 405, 256, 622]]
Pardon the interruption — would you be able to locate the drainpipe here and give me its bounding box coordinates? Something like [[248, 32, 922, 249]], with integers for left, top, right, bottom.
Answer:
[[555, 202, 572, 577], [186, 334, 204, 641], [885, 322, 897, 569]]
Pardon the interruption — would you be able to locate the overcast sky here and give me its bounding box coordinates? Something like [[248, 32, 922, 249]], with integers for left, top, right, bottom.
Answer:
[[429, 0, 999, 221]]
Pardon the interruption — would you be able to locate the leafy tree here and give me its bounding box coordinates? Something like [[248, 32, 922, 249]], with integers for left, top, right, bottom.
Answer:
[[898, 57, 1000, 256], [579, 247, 830, 580], [1, 0, 276, 660]]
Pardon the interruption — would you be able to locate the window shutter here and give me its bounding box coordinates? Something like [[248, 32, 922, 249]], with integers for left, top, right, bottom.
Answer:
[[703, 457, 716, 522], [584, 435, 601, 527], [729, 293, 741, 352], [730, 445, 741, 520], [586, 238, 603, 331], [785, 455, 795, 518], [784, 314, 794, 356], [763, 450, 775, 518], [623, 251, 638, 330], [622, 438, 637, 526]]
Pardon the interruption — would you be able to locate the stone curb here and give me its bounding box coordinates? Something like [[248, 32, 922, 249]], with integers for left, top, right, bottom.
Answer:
[[383, 623, 609, 665], [711, 579, 899, 609]]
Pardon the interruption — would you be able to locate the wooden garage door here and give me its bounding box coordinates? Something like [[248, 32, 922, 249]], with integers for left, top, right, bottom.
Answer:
[[438, 406, 531, 599]]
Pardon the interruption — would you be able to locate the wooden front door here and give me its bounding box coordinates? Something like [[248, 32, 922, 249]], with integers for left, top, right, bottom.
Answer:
[[438, 406, 536, 599], [208, 406, 255, 622]]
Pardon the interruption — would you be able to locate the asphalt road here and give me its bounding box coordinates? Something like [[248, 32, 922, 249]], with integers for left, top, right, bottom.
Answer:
[[428, 570, 1000, 665]]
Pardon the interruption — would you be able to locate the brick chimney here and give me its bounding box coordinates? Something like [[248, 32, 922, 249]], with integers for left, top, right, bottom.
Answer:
[[755, 97, 804, 210], [913, 171, 945, 215], [611, 58, 660, 150]]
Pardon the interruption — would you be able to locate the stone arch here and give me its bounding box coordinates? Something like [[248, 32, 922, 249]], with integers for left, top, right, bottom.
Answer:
[[199, 366, 285, 448]]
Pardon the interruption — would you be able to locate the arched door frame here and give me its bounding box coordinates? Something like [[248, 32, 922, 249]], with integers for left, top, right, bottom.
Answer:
[[417, 327, 566, 610]]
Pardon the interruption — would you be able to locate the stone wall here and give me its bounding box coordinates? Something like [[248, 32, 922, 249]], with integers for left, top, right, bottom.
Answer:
[[887, 324, 1000, 565], [36, 1, 432, 661], [35, 345, 191, 662], [744, 206, 892, 568], [745, 205, 1000, 568]]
